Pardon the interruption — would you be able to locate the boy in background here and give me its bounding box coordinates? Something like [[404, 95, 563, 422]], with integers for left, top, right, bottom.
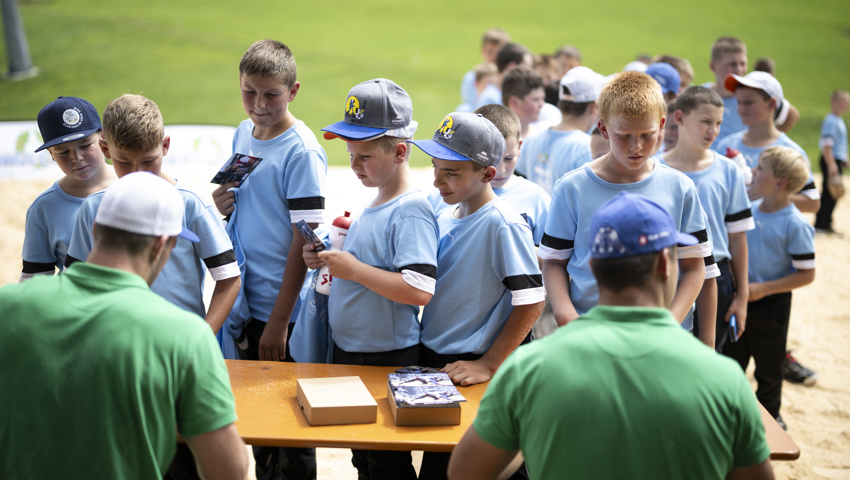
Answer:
[[645, 62, 680, 105], [460, 28, 510, 108], [707, 36, 750, 146], [305, 78, 437, 480], [457, 63, 498, 113], [725, 146, 816, 429], [412, 112, 545, 480], [714, 72, 820, 213], [654, 54, 694, 91], [539, 72, 715, 329], [660, 86, 755, 351], [501, 66, 546, 140], [211, 39, 326, 480], [589, 125, 609, 159], [516, 66, 604, 195], [475, 42, 534, 109], [813, 89, 849, 234], [66, 95, 240, 333], [22, 96, 116, 281]]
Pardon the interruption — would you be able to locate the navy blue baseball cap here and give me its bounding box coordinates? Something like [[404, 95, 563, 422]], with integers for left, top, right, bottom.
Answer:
[[589, 192, 697, 259], [35, 96, 102, 152], [322, 78, 417, 141], [409, 112, 506, 167]]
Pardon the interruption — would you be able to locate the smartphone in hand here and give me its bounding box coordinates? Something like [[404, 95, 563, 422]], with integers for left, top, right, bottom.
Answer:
[[728, 314, 738, 343], [296, 220, 325, 252]]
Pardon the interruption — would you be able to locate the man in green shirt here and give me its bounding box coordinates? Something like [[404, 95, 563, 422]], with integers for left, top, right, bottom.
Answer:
[[449, 192, 774, 480], [0, 172, 248, 479]]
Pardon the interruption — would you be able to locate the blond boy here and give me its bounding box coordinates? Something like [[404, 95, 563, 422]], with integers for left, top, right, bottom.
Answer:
[[725, 146, 815, 429], [540, 72, 715, 328], [66, 95, 240, 333]]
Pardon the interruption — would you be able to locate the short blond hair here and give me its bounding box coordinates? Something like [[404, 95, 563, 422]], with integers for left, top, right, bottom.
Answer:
[[239, 39, 297, 88], [102, 94, 164, 154], [372, 135, 411, 155], [482, 28, 510, 46], [831, 89, 850, 103], [760, 146, 809, 193], [711, 36, 746, 62], [598, 71, 666, 125]]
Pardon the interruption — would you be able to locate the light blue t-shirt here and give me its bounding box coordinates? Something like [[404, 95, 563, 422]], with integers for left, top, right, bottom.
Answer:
[[539, 162, 714, 316], [658, 152, 754, 262], [421, 198, 545, 355], [460, 69, 477, 105], [22, 181, 85, 277], [713, 94, 746, 150], [475, 83, 503, 108], [748, 200, 815, 284], [516, 129, 591, 195], [430, 177, 551, 246], [329, 190, 438, 353], [821, 113, 848, 162], [493, 177, 551, 246], [714, 131, 819, 199], [229, 119, 327, 323], [66, 180, 239, 317]]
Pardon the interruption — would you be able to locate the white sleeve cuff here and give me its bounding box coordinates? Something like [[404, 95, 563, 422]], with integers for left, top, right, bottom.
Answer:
[[511, 286, 546, 306], [402, 270, 436, 295]]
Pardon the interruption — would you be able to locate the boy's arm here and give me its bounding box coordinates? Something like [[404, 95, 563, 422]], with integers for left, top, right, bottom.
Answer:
[[542, 258, 579, 326], [317, 250, 433, 306], [776, 103, 800, 133], [726, 231, 750, 335], [749, 269, 815, 302], [668, 256, 706, 322], [694, 277, 717, 348], [211, 181, 239, 216], [185, 424, 249, 480], [823, 145, 839, 177], [205, 276, 241, 334], [259, 223, 312, 361], [790, 194, 820, 214], [448, 427, 519, 480], [443, 301, 543, 386]]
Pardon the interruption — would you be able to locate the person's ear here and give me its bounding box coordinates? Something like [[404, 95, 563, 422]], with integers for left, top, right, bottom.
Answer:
[[395, 141, 408, 164], [161, 136, 171, 157], [673, 110, 685, 126], [99, 138, 111, 160], [288, 81, 301, 102], [482, 165, 497, 183], [598, 119, 609, 140], [149, 235, 170, 263]]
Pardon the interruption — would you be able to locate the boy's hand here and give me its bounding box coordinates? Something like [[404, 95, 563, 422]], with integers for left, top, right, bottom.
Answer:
[[748, 282, 767, 302], [212, 181, 239, 216], [302, 243, 327, 270], [443, 359, 495, 386], [317, 251, 360, 281], [725, 296, 748, 337], [258, 319, 288, 362]]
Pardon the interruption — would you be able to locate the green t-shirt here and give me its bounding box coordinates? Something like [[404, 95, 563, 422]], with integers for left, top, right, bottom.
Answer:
[[0, 263, 237, 479], [473, 305, 770, 480]]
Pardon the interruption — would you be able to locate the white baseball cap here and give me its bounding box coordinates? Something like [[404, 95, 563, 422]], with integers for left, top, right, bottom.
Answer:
[[725, 71, 784, 107], [95, 172, 199, 242], [559, 66, 606, 103]]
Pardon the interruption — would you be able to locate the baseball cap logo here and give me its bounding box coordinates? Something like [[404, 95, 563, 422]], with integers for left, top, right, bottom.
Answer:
[[346, 96, 365, 120], [438, 116, 455, 140], [639, 235, 648, 246], [62, 108, 82, 128], [591, 227, 626, 256]]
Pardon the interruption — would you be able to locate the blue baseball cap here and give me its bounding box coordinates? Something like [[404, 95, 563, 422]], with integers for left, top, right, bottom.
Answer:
[[409, 112, 506, 167], [589, 192, 697, 259], [645, 63, 681, 95], [322, 78, 417, 141], [35, 96, 102, 152]]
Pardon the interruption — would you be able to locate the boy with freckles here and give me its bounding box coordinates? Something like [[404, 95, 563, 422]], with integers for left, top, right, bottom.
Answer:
[[540, 71, 715, 329]]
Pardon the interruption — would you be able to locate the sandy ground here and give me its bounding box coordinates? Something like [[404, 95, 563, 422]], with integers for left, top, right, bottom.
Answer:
[[2, 166, 849, 479]]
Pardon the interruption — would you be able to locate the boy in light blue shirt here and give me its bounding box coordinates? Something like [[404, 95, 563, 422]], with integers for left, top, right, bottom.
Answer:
[[412, 111, 544, 480], [814, 89, 849, 232], [659, 86, 754, 351], [304, 78, 437, 480]]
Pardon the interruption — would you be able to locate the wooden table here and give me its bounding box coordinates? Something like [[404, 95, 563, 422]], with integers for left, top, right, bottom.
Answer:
[[226, 360, 800, 459]]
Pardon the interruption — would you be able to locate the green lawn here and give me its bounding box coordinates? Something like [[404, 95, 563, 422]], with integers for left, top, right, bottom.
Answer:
[[2, 0, 848, 167]]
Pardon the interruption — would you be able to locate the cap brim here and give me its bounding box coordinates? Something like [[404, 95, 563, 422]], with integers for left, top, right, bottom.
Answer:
[[34, 127, 100, 153], [322, 121, 387, 141], [676, 232, 699, 247], [724, 74, 748, 93], [408, 139, 469, 161], [178, 228, 200, 243]]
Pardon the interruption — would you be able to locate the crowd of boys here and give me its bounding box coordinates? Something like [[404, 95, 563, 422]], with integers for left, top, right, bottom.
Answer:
[[0, 30, 843, 479]]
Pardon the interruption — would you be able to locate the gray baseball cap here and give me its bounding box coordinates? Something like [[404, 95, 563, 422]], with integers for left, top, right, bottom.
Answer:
[[322, 78, 417, 141], [409, 112, 506, 167]]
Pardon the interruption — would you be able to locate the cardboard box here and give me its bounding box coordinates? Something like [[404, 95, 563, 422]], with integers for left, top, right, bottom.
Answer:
[[296, 376, 377, 426], [386, 382, 461, 426]]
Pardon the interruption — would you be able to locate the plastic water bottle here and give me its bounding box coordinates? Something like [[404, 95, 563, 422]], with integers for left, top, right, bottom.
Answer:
[[316, 211, 352, 295]]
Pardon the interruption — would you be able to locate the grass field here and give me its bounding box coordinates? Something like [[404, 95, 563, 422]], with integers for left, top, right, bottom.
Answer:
[[1, 0, 848, 167]]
